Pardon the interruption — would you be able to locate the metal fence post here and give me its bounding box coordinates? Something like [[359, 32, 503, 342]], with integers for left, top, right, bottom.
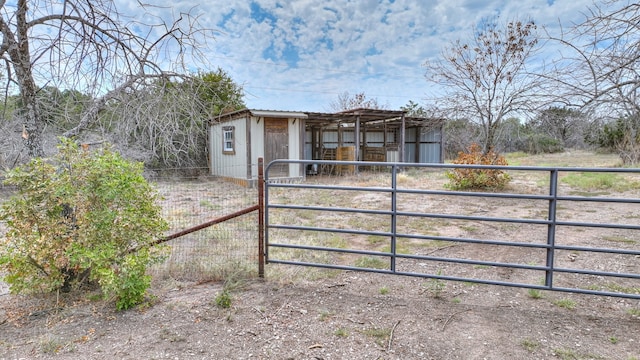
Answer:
[[258, 157, 265, 278], [390, 163, 397, 272], [545, 169, 558, 289]]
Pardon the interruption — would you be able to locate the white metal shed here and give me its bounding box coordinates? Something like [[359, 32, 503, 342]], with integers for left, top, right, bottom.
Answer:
[[209, 109, 307, 186]]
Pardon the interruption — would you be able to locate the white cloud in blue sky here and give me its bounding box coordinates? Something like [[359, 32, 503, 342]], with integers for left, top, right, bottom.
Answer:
[[123, 0, 604, 112]]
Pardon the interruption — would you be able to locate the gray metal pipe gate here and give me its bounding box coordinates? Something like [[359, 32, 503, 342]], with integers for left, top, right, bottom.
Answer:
[[263, 159, 640, 299]]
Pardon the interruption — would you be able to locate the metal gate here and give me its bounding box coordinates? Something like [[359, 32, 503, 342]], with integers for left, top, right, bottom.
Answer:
[[264, 159, 640, 299]]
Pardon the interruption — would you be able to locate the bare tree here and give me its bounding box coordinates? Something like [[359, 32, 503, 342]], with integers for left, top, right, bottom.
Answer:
[[549, 1, 640, 163], [102, 69, 245, 168], [528, 107, 587, 149], [329, 91, 387, 112], [424, 19, 542, 153], [0, 0, 213, 157]]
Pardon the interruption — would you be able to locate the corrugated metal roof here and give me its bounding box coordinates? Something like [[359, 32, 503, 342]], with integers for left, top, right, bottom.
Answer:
[[211, 108, 308, 123], [211, 108, 443, 128], [249, 109, 308, 118]]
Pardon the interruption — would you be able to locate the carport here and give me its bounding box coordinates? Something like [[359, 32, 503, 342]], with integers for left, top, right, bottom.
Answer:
[[304, 108, 444, 168]]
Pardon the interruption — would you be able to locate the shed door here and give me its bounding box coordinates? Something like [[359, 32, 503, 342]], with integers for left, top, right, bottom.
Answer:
[[265, 118, 289, 177]]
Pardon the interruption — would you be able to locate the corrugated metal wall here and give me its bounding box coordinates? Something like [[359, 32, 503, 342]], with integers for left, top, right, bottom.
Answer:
[[305, 127, 442, 163], [210, 116, 249, 178], [404, 128, 442, 163]]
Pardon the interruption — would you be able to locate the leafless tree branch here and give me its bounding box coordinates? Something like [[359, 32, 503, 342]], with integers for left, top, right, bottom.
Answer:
[[424, 18, 544, 152], [0, 0, 216, 157]]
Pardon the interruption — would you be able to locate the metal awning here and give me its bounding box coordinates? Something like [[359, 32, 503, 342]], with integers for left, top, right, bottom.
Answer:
[[305, 108, 443, 128], [212, 108, 308, 123], [212, 108, 443, 128]]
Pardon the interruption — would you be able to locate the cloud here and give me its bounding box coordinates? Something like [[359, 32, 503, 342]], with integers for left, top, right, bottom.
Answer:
[[111, 0, 604, 112]]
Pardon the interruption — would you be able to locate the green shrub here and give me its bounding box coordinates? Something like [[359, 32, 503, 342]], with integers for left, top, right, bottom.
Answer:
[[215, 290, 232, 309], [0, 138, 168, 310], [525, 134, 564, 154], [446, 143, 511, 190]]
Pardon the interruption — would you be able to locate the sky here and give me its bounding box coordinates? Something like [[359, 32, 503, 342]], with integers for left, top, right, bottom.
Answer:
[[122, 0, 606, 112]]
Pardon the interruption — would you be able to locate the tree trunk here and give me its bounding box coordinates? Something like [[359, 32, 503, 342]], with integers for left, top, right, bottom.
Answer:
[[20, 86, 45, 157], [2, 0, 45, 157], [484, 121, 497, 154]]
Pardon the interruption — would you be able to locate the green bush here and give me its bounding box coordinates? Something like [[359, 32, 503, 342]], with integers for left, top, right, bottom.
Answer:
[[215, 290, 232, 309], [0, 138, 168, 310], [525, 134, 564, 154], [446, 143, 511, 190]]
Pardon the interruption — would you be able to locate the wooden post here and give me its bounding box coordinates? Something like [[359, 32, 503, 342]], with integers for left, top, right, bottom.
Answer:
[[400, 113, 406, 163], [355, 114, 360, 174]]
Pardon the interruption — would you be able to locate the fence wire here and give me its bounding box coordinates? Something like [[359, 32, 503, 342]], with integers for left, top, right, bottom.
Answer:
[[0, 168, 259, 289], [145, 168, 259, 282]]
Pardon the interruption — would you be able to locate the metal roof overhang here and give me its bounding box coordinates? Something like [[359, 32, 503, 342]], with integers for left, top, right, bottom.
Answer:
[[305, 108, 444, 128], [212, 108, 308, 124], [212, 108, 444, 128], [306, 108, 404, 127], [249, 110, 308, 118]]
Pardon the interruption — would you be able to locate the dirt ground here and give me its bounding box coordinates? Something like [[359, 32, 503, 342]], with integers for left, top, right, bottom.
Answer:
[[1, 151, 640, 359], [0, 271, 638, 359]]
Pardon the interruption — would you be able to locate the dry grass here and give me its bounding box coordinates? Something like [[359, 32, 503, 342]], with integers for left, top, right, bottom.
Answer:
[[149, 177, 258, 282], [264, 151, 640, 295]]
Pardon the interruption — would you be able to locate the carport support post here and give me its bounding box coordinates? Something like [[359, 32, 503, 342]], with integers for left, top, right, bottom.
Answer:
[[258, 157, 265, 278], [355, 114, 360, 174], [399, 113, 405, 163]]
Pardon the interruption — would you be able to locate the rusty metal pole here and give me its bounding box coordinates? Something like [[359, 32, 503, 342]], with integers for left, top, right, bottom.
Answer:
[[258, 157, 265, 278]]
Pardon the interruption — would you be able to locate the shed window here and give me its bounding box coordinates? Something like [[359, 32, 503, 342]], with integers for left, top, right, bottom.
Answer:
[[223, 126, 235, 154]]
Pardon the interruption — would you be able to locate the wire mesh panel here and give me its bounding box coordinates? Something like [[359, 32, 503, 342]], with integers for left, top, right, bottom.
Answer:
[[146, 168, 259, 282], [0, 169, 259, 285], [0, 182, 14, 295]]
